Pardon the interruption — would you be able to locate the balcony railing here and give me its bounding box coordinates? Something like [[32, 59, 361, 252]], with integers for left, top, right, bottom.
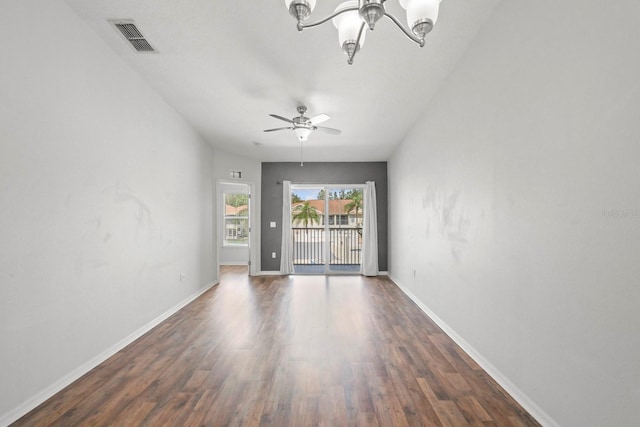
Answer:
[[292, 227, 362, 266]]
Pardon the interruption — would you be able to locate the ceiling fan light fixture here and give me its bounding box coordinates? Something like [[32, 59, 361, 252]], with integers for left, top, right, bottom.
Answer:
[[285, 0, 316, 21], [333, 2, 366, 55], [264, 106, 341, 142], [400, 0, 440, 38], [294, 127, 312, 142]]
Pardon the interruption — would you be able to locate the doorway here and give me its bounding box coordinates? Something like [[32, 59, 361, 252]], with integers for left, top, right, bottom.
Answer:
[[218, 181, 252, 274], [290, 184, 364, 274]]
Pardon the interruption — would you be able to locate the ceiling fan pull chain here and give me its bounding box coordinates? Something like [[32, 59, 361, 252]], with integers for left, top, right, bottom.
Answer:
[[300, 142, 304, 167]]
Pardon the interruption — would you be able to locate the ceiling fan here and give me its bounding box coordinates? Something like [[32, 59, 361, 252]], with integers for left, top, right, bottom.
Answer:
[[264, 106, 342, 141]]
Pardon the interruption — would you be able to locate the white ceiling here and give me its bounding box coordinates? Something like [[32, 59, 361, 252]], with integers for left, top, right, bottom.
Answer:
[[63, 0, 500, 162]]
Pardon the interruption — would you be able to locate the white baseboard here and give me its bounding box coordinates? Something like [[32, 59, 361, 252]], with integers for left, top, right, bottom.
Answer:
[[220, 262, 248, 266], [388, 274, 559, 427], [0, 281, 218, 427], [258, 271, 285, 276]]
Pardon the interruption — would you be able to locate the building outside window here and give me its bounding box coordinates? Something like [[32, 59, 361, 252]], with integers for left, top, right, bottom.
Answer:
[[224, 193, 248, 245]]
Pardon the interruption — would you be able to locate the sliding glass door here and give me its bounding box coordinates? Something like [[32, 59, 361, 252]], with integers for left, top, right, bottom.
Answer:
[[290, 185, 364, 274], [326, 187, 363, 273], [291, 186, 324, 273]]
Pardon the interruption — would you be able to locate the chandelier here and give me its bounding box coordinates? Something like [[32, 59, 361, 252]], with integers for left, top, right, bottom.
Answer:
[[284, 0, 442, 64]]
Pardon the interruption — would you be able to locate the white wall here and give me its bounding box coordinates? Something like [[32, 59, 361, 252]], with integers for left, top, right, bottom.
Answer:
[[388, 1, 640, 426], [0, 1, 215, 423]]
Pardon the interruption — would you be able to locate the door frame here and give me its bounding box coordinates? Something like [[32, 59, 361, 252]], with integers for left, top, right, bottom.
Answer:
[[289, 183, 365, 275], [216, 180, 258, 277]]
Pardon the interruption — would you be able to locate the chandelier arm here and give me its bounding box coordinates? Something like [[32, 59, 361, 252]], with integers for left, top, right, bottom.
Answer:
[[297, 6, 360, 30], [383, 12, 425, 47], [347, 22, 367, 65]]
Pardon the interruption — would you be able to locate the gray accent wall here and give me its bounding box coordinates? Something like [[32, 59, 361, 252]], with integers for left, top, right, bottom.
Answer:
[[261, 162, 387, 272]]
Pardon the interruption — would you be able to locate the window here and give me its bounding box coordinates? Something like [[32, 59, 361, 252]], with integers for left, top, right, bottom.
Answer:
[[328, 214, 349, 225], [224, 193, 248, 246]]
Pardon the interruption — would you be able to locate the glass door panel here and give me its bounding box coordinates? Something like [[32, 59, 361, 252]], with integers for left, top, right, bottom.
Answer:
[[327, 187, 363, 273], [290, 186, 325, 274]]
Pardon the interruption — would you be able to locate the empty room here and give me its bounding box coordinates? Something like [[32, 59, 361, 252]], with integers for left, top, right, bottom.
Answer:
[[1, 1, 639, 426]]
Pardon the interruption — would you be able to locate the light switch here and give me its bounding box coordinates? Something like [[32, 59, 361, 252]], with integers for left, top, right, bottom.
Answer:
[[270, 221, 276, 228], [272, 252, 276, 259]]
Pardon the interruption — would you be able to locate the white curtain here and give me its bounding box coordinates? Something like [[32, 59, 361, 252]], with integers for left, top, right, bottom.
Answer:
[[280, 180, 294, 274], [362, 181, 379, 276]]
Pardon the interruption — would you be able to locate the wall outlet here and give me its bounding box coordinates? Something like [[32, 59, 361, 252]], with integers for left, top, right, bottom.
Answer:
[[272, 252, 276, 259]]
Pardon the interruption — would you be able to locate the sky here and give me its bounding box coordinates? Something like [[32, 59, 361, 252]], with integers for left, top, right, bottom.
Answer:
[[292, 188, 321, 200]]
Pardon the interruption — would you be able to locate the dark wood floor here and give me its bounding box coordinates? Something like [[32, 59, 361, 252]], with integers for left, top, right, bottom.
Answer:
[[14, 266, 540, 426]]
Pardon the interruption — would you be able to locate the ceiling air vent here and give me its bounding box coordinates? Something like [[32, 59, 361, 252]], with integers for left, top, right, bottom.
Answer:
[[109, 20, 157, 53]]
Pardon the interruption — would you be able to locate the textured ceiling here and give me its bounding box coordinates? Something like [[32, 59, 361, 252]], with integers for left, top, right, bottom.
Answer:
[[63, 0, 500, 162]]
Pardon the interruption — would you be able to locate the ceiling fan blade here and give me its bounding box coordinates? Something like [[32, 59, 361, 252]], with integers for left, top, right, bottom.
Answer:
[[315, 126, 342, 135], [269, 114, 294, 124], [263, 127, 293, 132], [308, 114, 330, 125]]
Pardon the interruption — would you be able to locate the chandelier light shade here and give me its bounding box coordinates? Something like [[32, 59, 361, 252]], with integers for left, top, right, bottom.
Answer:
[[286, 0, 443, 64], [333, 1, 367, 60], [399, 0, 440, 39]]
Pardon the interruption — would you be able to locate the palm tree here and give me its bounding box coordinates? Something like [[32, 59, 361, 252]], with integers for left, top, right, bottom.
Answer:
[[344, 190, 363, 220], [292, 201, 320, 228], [344, 191, 363, 237]]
